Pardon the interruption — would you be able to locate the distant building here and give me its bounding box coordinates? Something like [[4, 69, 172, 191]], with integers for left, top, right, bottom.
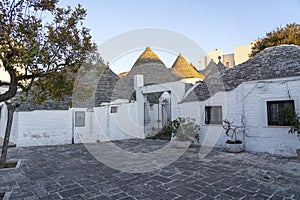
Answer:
[[200, 42, 255, 69], [199, 48, 222, 69], [234, 42, 255, 65], [222, 53, 235, 67]]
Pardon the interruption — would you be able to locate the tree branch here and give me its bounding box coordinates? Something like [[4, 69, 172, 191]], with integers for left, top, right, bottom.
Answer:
[[0, 68, 18, 102]]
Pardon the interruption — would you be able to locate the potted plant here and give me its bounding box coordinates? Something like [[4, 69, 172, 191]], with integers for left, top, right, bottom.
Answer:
[[278, 105, 300, 159], [222, 115, 246, 153], [169, 117, 200, 148]]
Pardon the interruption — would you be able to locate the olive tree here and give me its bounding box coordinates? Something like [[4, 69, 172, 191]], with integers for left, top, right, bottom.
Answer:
[[0, 0, 95, 167], [250, 23, 300, 57]]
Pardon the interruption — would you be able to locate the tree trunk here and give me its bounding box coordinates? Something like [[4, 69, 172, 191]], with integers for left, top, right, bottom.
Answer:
[[0, 103, 16, 167]]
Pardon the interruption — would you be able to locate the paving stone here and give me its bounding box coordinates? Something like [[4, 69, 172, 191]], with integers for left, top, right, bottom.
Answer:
[[268, 194, 287, 200], [199, 195, 214, 200], [184, 182, 204, 191], [162, 180, 184, 190], [68, 195, 85, 200], [170, 185, 196, 197], [109, 192, 129, 199], [58, 180, 75, 186], [31, 187, 48, 197], [252, 193, 270, 200], [199, 187, 222, 197], [151, 175, 172, 183], [44, 183, 62, 193], [40, 193, 62, 200], [88, 195, 110, 200], [223, 188, 246, 199], [0, 140, 299, 199], [214, 193, 236, 200], [76, 179, 97, 187], [106, 188, 122, 197], [63, 183, 81, 189], [59, 187, 86, 198]]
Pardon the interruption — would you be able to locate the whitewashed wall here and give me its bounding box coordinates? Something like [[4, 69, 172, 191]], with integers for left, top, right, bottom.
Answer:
[[0, 104, 7, 139], [0, 104, 20, 144], [1, 102, 143, 147], [74, 102, 144, 144], [181, 101, 201, 123], [183, 76, 300, 156], [15, 110, 72, 147], [242, 77, 300, 156]]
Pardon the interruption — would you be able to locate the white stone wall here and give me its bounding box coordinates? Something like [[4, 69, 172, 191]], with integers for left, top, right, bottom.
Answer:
[[183, 76, 300, 156], [0, 104, 19, 144], [0, 104, 7, 139], [74, 102, 144, 144], [15, 110, 72, 147], [242, 77, 300, 155], [1, 102, 143, 147]]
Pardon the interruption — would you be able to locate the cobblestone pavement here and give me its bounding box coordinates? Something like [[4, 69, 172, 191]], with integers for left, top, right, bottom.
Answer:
[[0, 139, 299, 200]]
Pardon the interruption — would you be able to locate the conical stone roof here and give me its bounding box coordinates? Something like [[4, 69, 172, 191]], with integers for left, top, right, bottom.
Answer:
[[112, 47, 179, 101], [199, 60, 220, 77], [171, 53, 204, 79], [126, 47, 178, 86], [95, 68, 120, 106], [184, 45, 300, 102]]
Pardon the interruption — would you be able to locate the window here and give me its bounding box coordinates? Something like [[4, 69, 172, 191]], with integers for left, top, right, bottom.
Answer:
[[267, 100, 295, 126], [111, 106, 118, 113], [205, 106, 222, 124]]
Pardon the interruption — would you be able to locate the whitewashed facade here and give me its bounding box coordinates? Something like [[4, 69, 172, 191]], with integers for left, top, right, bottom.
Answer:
[[0, 45, 299, 157], [181, 77, 300, 156]]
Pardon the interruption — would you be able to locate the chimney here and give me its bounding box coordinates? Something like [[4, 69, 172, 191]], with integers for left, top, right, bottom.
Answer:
[[134, 74, 144, 90]]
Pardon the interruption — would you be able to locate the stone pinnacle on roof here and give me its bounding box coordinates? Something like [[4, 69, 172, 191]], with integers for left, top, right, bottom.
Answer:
[[171, 53, 204, 79], [137, 46, 161, 61], [131, 46, 165, 68]]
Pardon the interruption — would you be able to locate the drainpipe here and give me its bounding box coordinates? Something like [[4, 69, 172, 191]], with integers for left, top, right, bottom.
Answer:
[[241, 84, 246, 151], [72, 109, 74, 144]]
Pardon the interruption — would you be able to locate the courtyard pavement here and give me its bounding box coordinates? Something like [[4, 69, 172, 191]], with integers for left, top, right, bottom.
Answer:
[[0, 139, 300, 200]]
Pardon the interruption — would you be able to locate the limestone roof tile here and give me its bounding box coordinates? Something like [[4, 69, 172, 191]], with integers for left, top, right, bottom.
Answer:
[[184, 45, 300, 102]]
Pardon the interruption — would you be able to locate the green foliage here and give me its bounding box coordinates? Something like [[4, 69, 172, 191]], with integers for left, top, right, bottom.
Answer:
[[167, 117, 200, 142], [278, 104, 300, 137], [250, 23, 300, 57], [72, 51, 108, 107], [0, 0, 95, 103]]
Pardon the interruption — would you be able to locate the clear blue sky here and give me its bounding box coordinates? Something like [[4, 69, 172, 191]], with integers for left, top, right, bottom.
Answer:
[[60, 0, 300, 73]]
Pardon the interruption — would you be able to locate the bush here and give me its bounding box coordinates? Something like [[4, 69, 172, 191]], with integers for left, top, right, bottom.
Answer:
[[279, 105, 300, 137], [167, 118, 200, 142]]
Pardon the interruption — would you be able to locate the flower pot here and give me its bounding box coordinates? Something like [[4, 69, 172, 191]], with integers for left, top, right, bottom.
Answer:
[[225, 141, 243, 153], [296, 149, 300, 160]]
